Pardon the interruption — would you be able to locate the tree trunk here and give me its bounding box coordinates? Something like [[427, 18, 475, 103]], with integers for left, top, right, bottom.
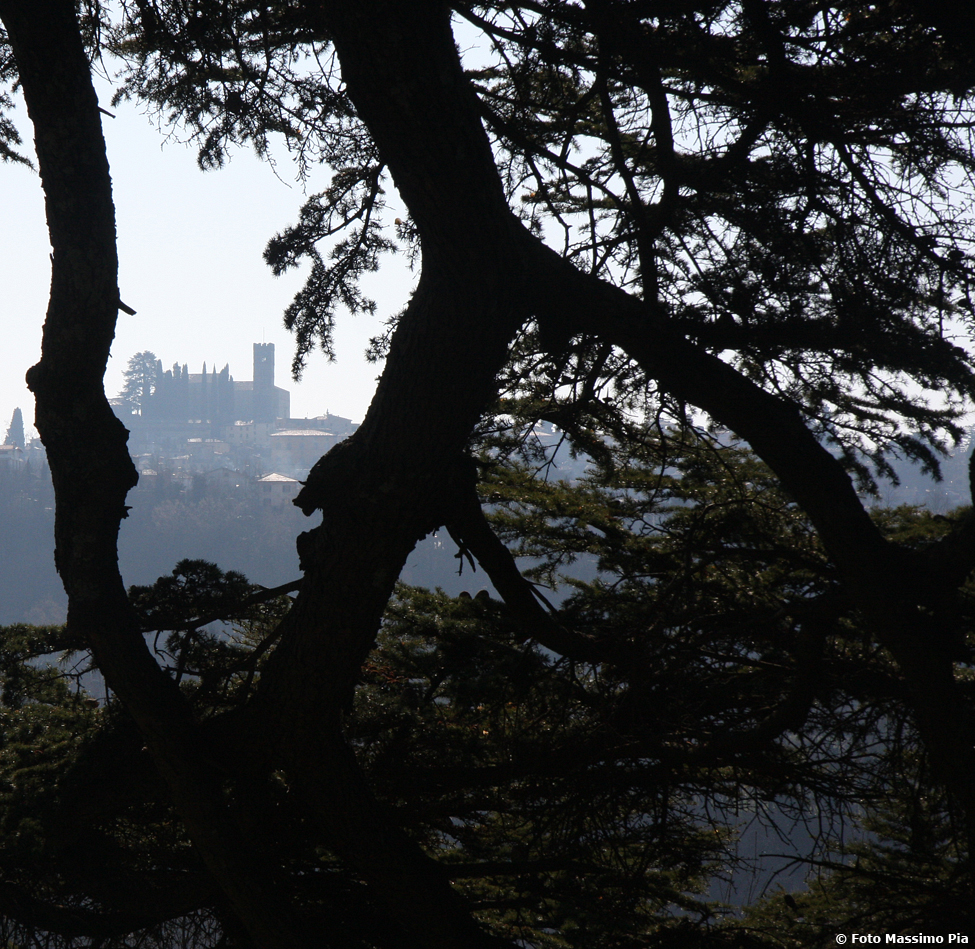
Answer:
[[0, 3, 311, 945], [287, 0, 975, 839], [5, 0, 974, 941]]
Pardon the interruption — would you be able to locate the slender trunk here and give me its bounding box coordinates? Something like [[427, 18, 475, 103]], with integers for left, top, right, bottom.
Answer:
[[0, 4, 307, 944]]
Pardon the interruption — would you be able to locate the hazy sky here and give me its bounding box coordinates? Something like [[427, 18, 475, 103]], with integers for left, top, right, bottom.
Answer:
[[1, 77, 415, 441]]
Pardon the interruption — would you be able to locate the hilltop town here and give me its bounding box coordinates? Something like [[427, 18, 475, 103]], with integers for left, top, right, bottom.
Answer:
[[112, 342, 358, 507], [0, 343, 361, 622], [4, 352, 973, 628]]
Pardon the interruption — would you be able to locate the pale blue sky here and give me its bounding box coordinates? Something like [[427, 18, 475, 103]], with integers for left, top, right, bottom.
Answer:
[[2, 78, 413, 441]]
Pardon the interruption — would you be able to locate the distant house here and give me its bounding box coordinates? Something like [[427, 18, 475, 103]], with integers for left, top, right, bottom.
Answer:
[[270, 429, 343, 473], [283, 412, 357, 436], [225, 420, 274, 447], [200, 466, 247, 497], [0, 444, 25, 471], [257, 473, 301, 508], [185, 437, 231, 463]]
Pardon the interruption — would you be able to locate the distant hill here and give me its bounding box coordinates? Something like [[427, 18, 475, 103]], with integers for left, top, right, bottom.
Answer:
[[3, 423, 974, 625]]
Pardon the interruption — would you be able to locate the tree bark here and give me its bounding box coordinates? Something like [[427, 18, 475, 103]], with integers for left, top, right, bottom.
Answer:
[[280, 0, 975, 838], [0, 3, 309, 945], [5, 0, 974, 941]]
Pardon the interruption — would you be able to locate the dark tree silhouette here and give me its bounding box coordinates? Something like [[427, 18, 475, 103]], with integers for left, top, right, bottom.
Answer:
[[3, 405, 24, 449], [2, 1, 975, 945], [116, 350, 159, 417]]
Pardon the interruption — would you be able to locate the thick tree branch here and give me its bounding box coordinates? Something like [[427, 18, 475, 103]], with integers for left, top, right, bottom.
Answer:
[[289, 0, 975, 844], [518, 235, 975, 822]]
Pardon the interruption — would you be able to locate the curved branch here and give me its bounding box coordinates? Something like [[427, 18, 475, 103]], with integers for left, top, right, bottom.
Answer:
[[0, 879, 205, 941], [444, 459, 613, 663], [520, 232, 975, 823]]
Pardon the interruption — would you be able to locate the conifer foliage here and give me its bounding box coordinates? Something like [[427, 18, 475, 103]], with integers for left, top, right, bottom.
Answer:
[[117, 350, 160, 417], [3, 406, 24, 449], [2, 1, 975, 946]]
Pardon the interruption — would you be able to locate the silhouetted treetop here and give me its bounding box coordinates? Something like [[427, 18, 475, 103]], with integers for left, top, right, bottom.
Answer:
[[3, 406, 24, 449], [5, 2, 975, 946]]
